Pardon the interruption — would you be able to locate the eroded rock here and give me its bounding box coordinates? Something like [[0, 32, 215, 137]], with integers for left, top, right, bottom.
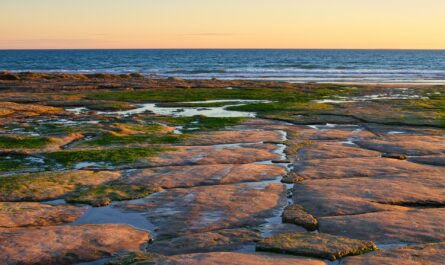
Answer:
[[0, 202, 85, 227], [282, 204, 318, 231], [183, 130, 284, 145], [0, 224, 150, 265], [355, 135, 445, 156], [120, 183, 286, 238], [147, 145, 281, 167], [341, 242, 445, 265], [319, 208, 445, 244], [298, 142, 380, 160], [0, 170, 121, 202], [256, 232, 377, 261], [293, 157, 444, 180], [108, 251, 326, 265], [124, 164, 286, 189], [147, 229, 261, 255], [293, 175, 445, 217]]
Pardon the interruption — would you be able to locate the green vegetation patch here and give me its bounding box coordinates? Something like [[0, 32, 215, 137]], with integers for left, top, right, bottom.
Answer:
[[87, 86, 355, 103], [106, 252, 158, 265], [0, 170, 120, 202], [84, 133, 184, 146], [0, 135, 52, 149], [45, 147, 170, 167], [117, 123, 166, 134], [86, 101, 136, 111], [155, 101, 242, 108], [154, 115, 245, 132], [65, 184, 161, 207], [227, 102, 333, 114]]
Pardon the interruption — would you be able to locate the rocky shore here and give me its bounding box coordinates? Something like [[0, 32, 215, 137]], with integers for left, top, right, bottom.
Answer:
[[0, 73, 444, 264]]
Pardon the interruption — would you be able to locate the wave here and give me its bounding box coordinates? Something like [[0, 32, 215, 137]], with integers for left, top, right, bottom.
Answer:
[[167, 69, 227, 74]]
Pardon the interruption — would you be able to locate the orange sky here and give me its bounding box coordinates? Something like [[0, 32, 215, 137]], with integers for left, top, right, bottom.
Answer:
[[1, 0, 445, 49]]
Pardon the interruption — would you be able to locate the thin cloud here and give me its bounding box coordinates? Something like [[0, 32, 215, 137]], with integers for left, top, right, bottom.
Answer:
[[180, 33, 240, 37]]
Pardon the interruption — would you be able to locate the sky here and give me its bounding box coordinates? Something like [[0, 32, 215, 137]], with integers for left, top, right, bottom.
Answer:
[[1, 0, 445, 49]]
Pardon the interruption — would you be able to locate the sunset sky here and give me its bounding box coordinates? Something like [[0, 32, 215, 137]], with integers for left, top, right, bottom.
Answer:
[[1, 0, 445, 49]]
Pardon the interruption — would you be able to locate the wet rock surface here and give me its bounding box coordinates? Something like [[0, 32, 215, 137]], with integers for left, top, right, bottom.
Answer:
[[120, 183, 287, 239], [124, 164, 286, 189], [319, 208, 445, 244], [108, 251, 327, 265], [146, 145, 280, 167], [341, 242, 445, 265], [182, 130, 284, 145], [0, 224, 150, 265], [147, 229, 261, 255], [293, 157, 444, 180]]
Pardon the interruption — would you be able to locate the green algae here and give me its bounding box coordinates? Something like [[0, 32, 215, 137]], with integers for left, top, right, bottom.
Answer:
[[153, 115, 245, 132], [106, 252, 158, 265], [256, 232, 377, 261], [45, 147, 170, 167], [83, 133, 183, 146], [87, 86, 355, 103], [0, 171, 120, 202], [0, 136, 52, 149], [65, 184, 161, 207]]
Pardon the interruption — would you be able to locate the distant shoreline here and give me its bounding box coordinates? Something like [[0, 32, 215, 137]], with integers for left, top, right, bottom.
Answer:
[[0, 71, 443, 89]]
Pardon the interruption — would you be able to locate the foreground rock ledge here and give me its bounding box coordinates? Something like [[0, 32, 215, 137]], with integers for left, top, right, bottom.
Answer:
[[107, 251, 326, 265], [0, 224, 150, 265], [341, 242, 445, 265], [0, 202, 85, 228], [256, 232, 377, 261]]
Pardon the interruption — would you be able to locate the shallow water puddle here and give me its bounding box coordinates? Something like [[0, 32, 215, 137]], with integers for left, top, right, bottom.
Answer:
[[67, 99, 271, 118], [313, 90, 428, 104], [71, 199, 157, 237]]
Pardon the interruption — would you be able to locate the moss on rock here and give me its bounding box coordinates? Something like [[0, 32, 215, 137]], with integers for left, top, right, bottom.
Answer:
[[256, 232, 377, 261], [65, 184, 162, 207]]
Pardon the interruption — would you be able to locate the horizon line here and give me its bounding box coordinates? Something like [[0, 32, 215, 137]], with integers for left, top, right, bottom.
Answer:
[[1, 48, 445, 51]]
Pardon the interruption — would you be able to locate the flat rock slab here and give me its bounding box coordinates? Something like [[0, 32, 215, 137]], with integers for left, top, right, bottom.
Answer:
[[147, 145, 281, 167], [293, 176, 445, 217], [296, 126, 375, 141], [183, 130, 284, 145], [355, 135, 445, 156], [0, 224, 149, 265], [124, 164, 286, 189], [319, 208, 445, 244], [298, 142, 380, 160], [0, 170, 121, 202], [341, 242, 445, 265], [293, 157, 444, 180], [256, 232, 377, 261], [0, 202, 85, 228], [147, 229, 261, 255], [120, 183, 286, 239], [156, 252, 326, 265]]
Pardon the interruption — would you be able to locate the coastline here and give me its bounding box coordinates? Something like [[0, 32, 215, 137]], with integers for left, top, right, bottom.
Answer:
[[1, 71, 443, 89], [0, 71, 444, 264]]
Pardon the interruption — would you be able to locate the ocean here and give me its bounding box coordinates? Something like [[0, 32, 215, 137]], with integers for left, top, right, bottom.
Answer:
[[1, 49, 445, 84]]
